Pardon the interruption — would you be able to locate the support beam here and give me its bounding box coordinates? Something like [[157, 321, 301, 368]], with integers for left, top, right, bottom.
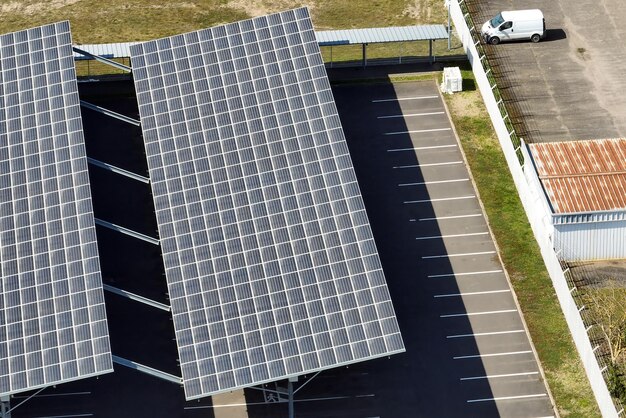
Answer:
[[87, 157, 149, 184], [95, 218, 160, 246], [287, 377, 296, 418], [73, 47, 132, 72], [362, 43, 367, 67], [80, 100, 140, 126], [0, 396, 10, 418], [103, 284, 170, 312], [112, 355, 182, 385], [429, 40, 433, 63]]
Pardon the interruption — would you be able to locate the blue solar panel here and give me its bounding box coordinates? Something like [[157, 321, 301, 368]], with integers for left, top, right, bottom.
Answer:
[[130, 8, 404, 399], [0, 21, 113, 397]]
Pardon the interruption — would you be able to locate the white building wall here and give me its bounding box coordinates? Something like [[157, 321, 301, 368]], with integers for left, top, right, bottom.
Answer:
[[555, 220, 626, 261]]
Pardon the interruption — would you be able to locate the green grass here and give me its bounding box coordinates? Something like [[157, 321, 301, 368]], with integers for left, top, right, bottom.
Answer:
[[444, 67, 601, 417], [0, 0, 448, 42]]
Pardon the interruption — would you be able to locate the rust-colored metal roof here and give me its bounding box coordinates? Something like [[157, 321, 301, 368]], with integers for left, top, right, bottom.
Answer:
[[528, 139, 626, 214]]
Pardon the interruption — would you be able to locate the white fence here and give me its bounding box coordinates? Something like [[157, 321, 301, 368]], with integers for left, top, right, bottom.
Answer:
[[448, 1, 619, 416]]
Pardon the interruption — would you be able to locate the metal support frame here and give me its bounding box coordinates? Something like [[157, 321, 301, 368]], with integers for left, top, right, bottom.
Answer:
[[87, 157, 149, 184], [1, 396, 10, 418], [103, 284, 170, 311], [429, 40, 433, 64], [330, 46, 333, 68], [248, 371, 321, 417], [73, 47, 132, 72], [287, 377, 296, 418], [1, 387, 47, 418], [80, 100, 140, 126], [362, 43, 367, 67], [112, 355, 182, 385], [94, 218, 160, 246]]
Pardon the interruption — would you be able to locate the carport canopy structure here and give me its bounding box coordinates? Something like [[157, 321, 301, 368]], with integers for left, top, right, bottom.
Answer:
[[315, 25, 449, 66]]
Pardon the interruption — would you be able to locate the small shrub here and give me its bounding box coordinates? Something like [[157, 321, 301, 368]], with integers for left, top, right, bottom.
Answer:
[[607, 363, 626, 404]]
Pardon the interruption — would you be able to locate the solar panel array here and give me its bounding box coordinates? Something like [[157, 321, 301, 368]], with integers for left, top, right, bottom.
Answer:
[[130, 7, 404, 399], [0, 22, 113, 397]]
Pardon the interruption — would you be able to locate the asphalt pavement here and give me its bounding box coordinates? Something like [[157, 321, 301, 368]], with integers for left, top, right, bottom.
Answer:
[[466, 0, 626, 142], [329, 80, 555, 417]]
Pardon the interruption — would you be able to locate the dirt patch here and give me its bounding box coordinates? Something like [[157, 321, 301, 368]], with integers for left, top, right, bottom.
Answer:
[[129, 2, 197, 9], [0, 0, 82, 15], [446, 90, 484, 119], [403, 0, 432, 21], [570, 259, 626, 288], [228, 0, 312, 18]]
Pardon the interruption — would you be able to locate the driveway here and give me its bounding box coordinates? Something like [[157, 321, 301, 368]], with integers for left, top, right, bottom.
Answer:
[[466, 0, 626, 142]]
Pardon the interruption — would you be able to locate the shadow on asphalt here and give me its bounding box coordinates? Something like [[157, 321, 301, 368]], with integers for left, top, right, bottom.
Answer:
[[13, 75, 496, 417], [241, 79, 498, 417]]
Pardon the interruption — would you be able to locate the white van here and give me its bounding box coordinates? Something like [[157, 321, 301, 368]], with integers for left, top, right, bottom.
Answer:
[[481, 9, 545, 45]]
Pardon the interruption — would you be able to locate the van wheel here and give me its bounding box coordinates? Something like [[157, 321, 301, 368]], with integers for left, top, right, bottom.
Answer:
[[489, 36, 500, 45], [531, 34, 541, 43]]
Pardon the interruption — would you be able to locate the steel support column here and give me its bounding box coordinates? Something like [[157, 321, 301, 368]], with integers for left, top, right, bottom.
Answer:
[[287, 376, 297, 418], [0, 396, 11, 418], [362, 43, 367, 67], [429, 39, 433, 63]]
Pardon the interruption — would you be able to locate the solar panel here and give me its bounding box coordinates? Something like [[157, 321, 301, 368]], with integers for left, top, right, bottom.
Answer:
[[0, 22, 113, 397], [130, 8, 404, 399]]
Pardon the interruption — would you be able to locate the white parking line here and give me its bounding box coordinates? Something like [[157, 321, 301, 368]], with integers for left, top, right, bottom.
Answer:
[[372, 95, 438, 103], [401, 178, 469, 187], [461, 371, 539, 381], [440, 309, 517, 318], [393, 161, 462, 169], [415, 213, 481, 221], [387, 144, 456, 152], [467, 393, 547, 403], [428, 269, 503, 278], [453, 350, 533, 360], [434, 289, 510, 298], [447, 329, 525, 339], [384, 127, 451, 136], [404, 195, 475, 204], [416, 232, 489, 240], [378, 111, 445, 119], [422, 250, 496, 259]]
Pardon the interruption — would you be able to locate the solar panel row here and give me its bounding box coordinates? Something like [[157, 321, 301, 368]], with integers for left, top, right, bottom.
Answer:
[[0, 22, 112, 397], [130, 7, 404, 400]]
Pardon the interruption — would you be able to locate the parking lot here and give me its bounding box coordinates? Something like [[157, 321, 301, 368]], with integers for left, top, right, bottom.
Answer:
[[332, 80, 555, 417], [467, 0, 626, 142], [12, 78, 555, 417]]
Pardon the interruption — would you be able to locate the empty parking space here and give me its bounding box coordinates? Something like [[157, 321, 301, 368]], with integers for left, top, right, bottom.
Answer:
[[333, 80, 554, 417]]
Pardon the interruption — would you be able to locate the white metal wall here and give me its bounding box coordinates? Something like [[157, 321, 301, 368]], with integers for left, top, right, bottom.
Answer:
[[449, 1, 619, 415], [555, 221, 626, 261], [522, 142, 554, 238]]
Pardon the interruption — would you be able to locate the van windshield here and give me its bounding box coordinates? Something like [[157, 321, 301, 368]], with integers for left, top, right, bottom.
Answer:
[[490, 13, 504, 27]]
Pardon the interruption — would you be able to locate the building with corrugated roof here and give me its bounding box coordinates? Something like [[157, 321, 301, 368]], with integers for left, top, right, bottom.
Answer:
[[524, 138, 626, 261]]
